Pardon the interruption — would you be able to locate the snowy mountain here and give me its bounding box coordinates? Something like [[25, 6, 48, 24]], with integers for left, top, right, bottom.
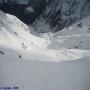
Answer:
[[0, 11, 90, 90], [0, 10, 90, 61], [0, 0, 90, 33]]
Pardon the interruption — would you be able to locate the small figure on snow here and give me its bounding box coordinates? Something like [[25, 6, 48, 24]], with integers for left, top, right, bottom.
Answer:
[[19, 54, 21, 59], [0, 50, 4, 55]]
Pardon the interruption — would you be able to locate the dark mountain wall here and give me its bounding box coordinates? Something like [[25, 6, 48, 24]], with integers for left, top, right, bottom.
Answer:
[[0, 0, 47, 24]]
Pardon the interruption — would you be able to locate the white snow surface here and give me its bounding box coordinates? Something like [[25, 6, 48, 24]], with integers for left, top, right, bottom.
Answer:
[[0, 11, 90, 90], [0, 11, 49, 50], [47, 16, 90, 50]]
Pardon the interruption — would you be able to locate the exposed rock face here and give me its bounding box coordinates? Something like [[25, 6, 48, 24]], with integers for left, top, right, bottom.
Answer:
[[0, 0, 90, 32], [33, 0, 90, 32], [0, 0, 47, 24]]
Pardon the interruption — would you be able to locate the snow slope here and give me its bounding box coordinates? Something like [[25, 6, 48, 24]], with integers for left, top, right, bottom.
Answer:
[[0, 11, 49, 49], [47, 16, 90, 50], [0, 47, 90, 90], [0, 11, 90, 90]]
